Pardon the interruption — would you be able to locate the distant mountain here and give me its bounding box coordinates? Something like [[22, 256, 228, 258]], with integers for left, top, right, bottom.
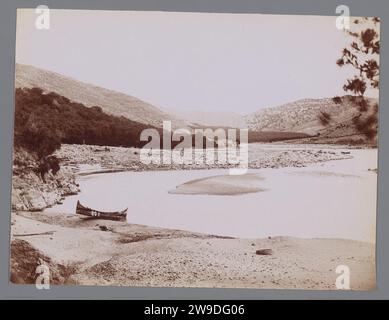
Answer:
[[15, 64, 188, 129], [164, 108, 246, 128], [245, 96, 378, 142]]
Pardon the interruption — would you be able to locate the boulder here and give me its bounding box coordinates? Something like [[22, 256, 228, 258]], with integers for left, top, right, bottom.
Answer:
[[42, 191, 60, 207], [25, 190, 47, 211], [255, 249, 273, 256], [11, 188, 28, 211]]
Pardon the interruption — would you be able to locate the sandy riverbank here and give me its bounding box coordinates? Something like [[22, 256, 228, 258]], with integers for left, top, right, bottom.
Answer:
[[168, 173, 266, 195], [10, 210, 376, 290]]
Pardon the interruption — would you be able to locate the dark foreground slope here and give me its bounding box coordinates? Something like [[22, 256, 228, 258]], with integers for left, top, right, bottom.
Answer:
[[14, 87, 162, 150]]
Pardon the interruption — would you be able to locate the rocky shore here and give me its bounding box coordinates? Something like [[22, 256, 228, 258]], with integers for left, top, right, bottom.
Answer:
[[11, 149, 80, 211], [56, 142, 353, 172]]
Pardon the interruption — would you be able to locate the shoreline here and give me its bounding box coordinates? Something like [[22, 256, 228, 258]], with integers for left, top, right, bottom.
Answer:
[[11, 141, 368, 213], [61, 142, 357, 175], [10, 210, 376, 290], [10, 143, 377, 289]]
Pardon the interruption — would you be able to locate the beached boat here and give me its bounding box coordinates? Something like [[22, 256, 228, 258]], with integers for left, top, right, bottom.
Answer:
[[76, 200, 128, 221]]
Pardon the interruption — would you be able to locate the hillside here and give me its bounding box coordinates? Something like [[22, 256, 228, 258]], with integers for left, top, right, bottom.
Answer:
[[14, 87, 165, 152], [15, 64, 187, 129], [164, 108, 247, 128], [245, 96, 378, 144], [15, 64, 377, 145]]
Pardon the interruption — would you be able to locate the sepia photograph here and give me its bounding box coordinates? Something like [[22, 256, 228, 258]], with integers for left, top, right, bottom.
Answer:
[[10, 8, 379, 290]]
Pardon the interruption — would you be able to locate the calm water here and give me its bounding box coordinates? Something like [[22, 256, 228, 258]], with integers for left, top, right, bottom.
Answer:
[[46, 148, 377, 243]]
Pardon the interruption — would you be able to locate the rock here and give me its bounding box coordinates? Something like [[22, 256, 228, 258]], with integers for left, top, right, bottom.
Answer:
[[42, 191, 60, 207], [25, 190, 47, 211], [62, 183, 79, 196], [99, 225, 108, 231], [255, 249, 273, 256], [11, 188, 28, 211]]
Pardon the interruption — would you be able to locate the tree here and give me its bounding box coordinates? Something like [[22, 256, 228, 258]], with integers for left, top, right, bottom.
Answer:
[[335, 17, 380, 140]]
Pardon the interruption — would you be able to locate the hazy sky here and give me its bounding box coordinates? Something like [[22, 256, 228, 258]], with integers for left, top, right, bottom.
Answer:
[[16, 9, 378, 114]]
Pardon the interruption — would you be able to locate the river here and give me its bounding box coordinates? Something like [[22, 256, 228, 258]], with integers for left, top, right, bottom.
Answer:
[[46, 146, 377, 243]]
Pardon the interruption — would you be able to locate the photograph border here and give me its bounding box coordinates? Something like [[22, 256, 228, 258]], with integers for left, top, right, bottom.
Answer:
[[0, 0, 388, 299]]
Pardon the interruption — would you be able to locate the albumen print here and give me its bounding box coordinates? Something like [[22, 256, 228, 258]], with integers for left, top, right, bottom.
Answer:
[[10, 9, 379, 290]]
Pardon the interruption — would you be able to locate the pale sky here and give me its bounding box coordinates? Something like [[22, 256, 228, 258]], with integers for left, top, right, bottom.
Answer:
[[15, 9, 378, 114]]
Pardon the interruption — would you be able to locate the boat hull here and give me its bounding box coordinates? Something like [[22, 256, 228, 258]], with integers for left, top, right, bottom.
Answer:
[[76, 201, 127, 221]]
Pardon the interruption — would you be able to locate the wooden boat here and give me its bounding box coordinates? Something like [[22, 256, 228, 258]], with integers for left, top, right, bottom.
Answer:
[[76, 200, 128, 221]]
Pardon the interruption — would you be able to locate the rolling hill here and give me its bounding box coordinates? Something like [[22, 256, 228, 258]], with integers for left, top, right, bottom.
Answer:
[[245, 96, 378, 144], [15, 63, 188, 129], [15, 64, 378, 145]]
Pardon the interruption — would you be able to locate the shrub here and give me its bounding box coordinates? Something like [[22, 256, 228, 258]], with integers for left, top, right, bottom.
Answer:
[[332, 96, 343, 104], [13, 87, 165, 163], [319, 111, 331, 126]]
